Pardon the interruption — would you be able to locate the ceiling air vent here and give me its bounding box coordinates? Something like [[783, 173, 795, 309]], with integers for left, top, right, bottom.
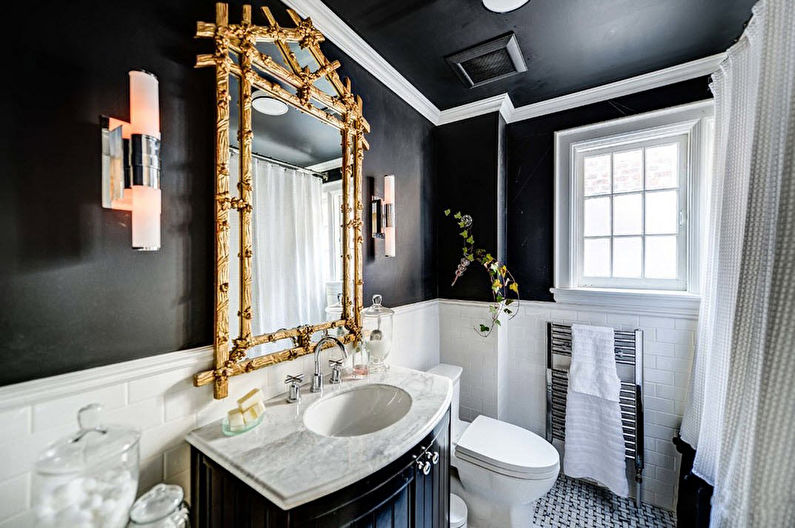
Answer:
[[446, 33, 527, 88]]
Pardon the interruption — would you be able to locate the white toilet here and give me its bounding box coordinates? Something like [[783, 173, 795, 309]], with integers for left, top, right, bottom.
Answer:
[[428, 364, 559, 528]]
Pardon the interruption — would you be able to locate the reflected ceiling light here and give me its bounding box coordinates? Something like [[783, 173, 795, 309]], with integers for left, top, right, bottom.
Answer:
[[252, 91, 289, 115], [482, 0, 530, 13]]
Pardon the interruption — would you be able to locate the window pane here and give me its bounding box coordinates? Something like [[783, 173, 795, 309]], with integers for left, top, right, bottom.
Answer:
[[645, 236, 677, 278], [613, 193, 642, 235], [613, 237, 642, 278], [646, 190, 679, 234], [584, 154, 611, 196], [584, 238, 610, 277], [613, 149, 643, 193], [646, 143, 678, 189], [584, 196, 611, 236]]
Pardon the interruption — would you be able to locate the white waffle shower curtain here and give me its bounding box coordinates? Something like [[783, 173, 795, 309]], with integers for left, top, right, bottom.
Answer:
[[229, 152, 328, 353], [679, 0, 795, 525]]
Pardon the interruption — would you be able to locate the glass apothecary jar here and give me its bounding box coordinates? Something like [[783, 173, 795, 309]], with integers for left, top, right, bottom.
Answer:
[[362, 294, 394, 372], [128, 484, 189, 527], [34, 403, 140, 528]]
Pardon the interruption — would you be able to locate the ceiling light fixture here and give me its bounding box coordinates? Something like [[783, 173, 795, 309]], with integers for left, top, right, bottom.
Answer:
[[252, 90, 289, 115], [482, 0, 530, 13]]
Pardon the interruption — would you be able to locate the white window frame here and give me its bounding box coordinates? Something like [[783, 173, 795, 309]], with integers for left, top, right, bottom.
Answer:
[[553, 100, 714, 313]]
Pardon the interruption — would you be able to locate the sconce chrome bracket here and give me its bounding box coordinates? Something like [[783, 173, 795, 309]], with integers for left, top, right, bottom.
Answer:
[[383, 203, 395, 228], [131, 134, 161, 189], [101, 118, 161, 211], [371, 195, 384, 239], [100, 116, 129, 209]]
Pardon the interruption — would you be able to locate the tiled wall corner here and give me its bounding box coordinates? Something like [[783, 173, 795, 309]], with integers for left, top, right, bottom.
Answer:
[[0, 300, 441, 527]]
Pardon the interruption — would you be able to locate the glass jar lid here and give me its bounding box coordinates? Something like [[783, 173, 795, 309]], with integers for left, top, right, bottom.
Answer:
[[362, 294, 394, 316], [129, 483, 184, 523], [35, 403, 141, 476]]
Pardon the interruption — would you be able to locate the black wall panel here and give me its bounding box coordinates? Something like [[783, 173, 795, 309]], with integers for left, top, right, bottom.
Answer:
[[0, 0, 435, 385], [434, 113, 502, 302]]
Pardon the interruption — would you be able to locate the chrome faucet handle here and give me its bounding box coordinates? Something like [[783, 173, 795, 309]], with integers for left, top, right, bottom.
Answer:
[[285, 374, 304, 403], [329, 359, 344, 384]]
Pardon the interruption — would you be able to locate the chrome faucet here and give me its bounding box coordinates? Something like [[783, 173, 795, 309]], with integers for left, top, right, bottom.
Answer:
[[311, 336, 347, 392]]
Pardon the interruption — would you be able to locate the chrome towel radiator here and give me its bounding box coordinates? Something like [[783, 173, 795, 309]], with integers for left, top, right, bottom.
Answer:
[[545, 322, 645, 507]]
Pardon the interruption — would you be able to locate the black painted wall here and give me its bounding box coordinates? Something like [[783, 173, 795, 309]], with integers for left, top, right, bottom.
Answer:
[[506, 77, 713, 301], [435, 113, 503, 302], [0, 0, 435, 386], [434, 78, 713, 303]]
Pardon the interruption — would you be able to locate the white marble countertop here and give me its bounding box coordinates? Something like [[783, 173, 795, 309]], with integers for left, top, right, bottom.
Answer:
[[186, 366, 453, 510]]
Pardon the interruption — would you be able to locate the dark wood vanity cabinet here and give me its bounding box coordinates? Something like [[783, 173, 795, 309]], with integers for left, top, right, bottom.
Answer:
[[191, 410, 450, 527]]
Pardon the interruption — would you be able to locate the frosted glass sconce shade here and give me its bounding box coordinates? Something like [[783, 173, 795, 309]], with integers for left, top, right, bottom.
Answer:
[[383, 175, 395, 258], [370, 175, 396, 257], [132, 186, 161, 251], [129, 71, 160, 139], [101, 70, 162, 250]]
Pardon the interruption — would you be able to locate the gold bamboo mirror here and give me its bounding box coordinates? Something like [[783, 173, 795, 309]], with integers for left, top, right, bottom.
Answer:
[[193, 3, 369, 399]]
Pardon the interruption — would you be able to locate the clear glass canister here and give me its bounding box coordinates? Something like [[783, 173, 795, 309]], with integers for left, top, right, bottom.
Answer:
[[128, 484, 189, 527], [362, 294, 394, 372], [34, 403, 140, 528]]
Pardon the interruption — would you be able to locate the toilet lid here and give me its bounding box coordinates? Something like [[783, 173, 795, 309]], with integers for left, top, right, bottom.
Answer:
[[455, 416, 559, 479], [449, 493, 467, 528]]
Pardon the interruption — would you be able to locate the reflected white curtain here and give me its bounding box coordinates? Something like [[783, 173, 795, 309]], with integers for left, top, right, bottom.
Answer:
[[680, 0, 795, 525], [229, 152, 328, 354]]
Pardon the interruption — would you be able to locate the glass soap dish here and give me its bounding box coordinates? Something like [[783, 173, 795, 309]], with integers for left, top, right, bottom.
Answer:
[[221, 413, 264, 436]]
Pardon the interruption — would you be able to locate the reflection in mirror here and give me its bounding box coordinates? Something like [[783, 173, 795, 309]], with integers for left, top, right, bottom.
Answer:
[[228, 74, 344, 357]]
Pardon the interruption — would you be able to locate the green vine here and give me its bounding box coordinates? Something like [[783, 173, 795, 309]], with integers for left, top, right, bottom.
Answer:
[[444, 209, 519, 337]]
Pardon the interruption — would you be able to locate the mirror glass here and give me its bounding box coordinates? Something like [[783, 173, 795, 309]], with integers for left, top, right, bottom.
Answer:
[[227, 70, 344, 357]]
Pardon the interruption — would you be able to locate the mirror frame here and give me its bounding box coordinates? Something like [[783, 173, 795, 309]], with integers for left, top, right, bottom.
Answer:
[[193, 3, 369, 399]]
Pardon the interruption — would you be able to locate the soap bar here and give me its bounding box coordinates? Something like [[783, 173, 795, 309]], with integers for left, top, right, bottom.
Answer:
[[237, 388, 264, 412], [242, 401, 265, 424], [227, 408, 245, 431]]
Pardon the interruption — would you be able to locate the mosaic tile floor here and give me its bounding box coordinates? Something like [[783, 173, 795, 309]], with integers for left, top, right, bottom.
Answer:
[[532, 476, 676, 528]]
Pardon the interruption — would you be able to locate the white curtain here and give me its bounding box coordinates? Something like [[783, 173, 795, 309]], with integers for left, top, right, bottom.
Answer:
[[229, 152, 328, 353], [680, 0, 795, 525]]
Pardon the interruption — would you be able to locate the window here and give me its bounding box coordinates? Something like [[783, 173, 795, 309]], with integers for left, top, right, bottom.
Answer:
[[554, 100, 713, 303], [576, 134, 688, 289]]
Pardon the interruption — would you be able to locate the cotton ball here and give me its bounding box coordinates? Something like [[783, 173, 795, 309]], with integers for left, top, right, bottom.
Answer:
[[81, 493, 102, 510], [51, 480, 86, 511], [99, 497, 118, 515]]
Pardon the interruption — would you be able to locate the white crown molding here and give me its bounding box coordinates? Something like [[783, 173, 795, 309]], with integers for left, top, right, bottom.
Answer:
[[436, 53, 724, 125], [436, 93, 514, 125], [0, 345, 213, 410], [282, 1, 723, 127], [281, 0, 441, 124], [506, 53, 725, 123]]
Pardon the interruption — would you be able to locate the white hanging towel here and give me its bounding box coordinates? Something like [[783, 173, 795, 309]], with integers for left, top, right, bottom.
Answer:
[[564, 324, 629, 497]]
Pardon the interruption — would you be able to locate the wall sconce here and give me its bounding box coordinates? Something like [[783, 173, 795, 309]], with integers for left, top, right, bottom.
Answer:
[[101, 70, 161, 251], [371, 174, 396, 257]]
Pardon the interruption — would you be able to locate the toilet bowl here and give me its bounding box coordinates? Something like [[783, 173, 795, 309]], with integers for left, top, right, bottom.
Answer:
[[428, 364, 559, 528]]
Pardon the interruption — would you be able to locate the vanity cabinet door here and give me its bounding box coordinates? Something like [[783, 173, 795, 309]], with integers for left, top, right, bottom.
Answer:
[[412, 412, 450, 528]]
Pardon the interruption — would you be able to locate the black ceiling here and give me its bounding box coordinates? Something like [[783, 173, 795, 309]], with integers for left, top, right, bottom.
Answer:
[[321, 0, 756, 110]]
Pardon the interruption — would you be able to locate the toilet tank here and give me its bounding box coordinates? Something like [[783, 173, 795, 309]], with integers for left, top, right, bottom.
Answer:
[[427, 363, 463, 425]]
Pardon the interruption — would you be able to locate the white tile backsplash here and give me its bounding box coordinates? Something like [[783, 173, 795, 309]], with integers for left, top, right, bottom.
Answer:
[[0, 299, 439, 526]]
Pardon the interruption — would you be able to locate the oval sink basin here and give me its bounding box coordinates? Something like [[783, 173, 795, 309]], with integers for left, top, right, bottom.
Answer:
[[303, 384, 412, 437]]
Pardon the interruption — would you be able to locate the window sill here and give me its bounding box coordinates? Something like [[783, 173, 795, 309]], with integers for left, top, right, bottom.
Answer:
[[550, 287, 700, 317]]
